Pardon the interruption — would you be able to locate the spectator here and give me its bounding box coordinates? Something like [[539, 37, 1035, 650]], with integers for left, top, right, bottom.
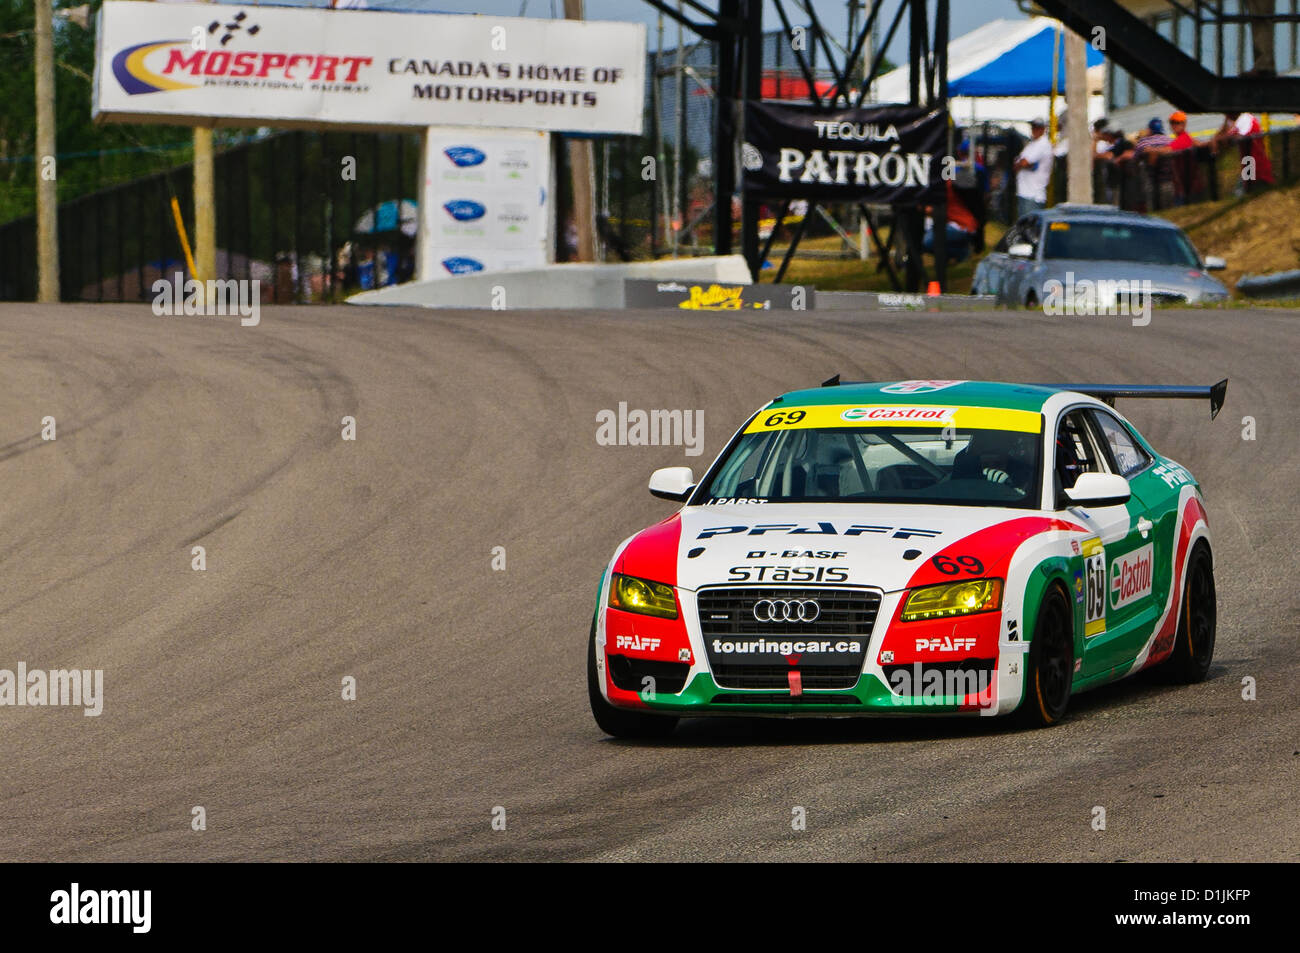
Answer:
[[1093, 127, 1134, 164], [1092, 120, 1117, 203], [1214, 111, 1276, 191], [1014, 118, 1053, 218], [1109, 128, 1135, 161], [1053, 111, 1069, 159], [357, 250, 376, 291], [953, 138, 988, 192], [1131, 119, 1176, 208], [1166, 111, 1196, 152], [1134, 118, 1173, 158], [1094, 127, 1137, 208], [923, 180, 979, 264], [951, 138, 989, 252], [1147, 112, 1200, 206], [1092, 118, 1113, 156]]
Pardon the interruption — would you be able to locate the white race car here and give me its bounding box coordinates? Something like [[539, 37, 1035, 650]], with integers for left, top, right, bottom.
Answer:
[[589, 378, 1225, 737]]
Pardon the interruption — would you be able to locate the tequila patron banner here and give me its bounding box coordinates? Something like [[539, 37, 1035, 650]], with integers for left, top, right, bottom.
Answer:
[[742, 102, 946, 205]]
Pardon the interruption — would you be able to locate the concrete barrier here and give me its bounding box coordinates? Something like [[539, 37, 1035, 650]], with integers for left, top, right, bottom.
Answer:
[[347, 256, 754, 309], [1236, 270, 1300, 300], [818, 291, 1001, 311]]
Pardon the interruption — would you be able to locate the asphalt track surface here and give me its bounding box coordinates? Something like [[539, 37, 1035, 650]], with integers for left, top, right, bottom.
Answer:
[[0, 303, 1296, 862]]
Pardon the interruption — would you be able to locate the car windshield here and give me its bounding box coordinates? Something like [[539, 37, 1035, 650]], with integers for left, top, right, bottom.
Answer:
[[1041, 221, 1201, 266], [697, 423, 1042, 508]]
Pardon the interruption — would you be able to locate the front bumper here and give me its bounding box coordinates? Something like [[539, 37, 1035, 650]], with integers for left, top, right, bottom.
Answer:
[[597, 584, 1023, 717], [634, 668, 996, 716]]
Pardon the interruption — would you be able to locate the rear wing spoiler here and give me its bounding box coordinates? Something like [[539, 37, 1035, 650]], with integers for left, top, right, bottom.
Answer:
[[1028, 380, 1228, 420], [818, 376, 1228, 420]]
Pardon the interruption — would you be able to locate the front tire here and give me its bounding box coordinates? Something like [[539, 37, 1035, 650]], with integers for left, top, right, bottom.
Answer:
[[1016, 585, 1074, 727], [587, 620, 679, 739], [1160, 543, 1216, 683]]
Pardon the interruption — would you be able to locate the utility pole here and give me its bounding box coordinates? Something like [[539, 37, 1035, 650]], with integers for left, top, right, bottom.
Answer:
[[194, 127, 216, 282], [35, 0, 59, 302], [672, 0, 684, 258], [193, 1, 216, 283], [563, 0, 597, 261], [1064, 25, 1091, 204]]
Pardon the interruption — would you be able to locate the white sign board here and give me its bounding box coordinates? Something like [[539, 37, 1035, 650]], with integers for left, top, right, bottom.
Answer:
[[93, 2, 646, 134], [417, 127, 553, 281]]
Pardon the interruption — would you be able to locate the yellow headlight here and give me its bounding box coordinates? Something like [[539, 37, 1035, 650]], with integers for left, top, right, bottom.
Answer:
[[608, 573, 678, 619], [900, 579, 1003, 622]]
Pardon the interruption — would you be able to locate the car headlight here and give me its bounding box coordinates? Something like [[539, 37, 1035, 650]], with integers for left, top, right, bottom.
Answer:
[[608, 573, 678, 619], [900, 579, 1003, 622]]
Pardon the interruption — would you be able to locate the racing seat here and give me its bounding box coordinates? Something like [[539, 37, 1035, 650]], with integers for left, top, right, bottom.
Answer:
[[1055, 435, 1084, 490], [808, 440, 851, 497]]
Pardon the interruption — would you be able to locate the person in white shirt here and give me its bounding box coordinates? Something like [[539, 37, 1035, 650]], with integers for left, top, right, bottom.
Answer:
[[1014, 118, 1053, 218], [1093, 118, 1113, 155]]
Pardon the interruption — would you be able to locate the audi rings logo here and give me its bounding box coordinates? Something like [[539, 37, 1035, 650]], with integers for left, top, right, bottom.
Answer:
[[752, 599, 821, 623]]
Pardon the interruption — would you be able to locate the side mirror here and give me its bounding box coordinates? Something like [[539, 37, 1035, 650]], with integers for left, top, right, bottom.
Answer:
[[649, 466, 695, 502], [1064, 472, 1131, 508], [1203, 255, 1226, 271], [1008, 243, 1035, 259]]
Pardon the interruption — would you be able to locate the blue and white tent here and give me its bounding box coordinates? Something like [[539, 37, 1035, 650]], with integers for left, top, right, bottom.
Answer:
[[873, 17, 1106, 129]]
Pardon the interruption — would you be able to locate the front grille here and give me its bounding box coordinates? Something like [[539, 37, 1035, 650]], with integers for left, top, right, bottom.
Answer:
[[709, 664, 862, 690], [608, 655, 690, 695], [697, 587, 881, 637], [698, 587, 880, 691]]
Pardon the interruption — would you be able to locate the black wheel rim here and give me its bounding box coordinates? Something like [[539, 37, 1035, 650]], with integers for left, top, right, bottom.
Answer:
[[1038, 598, 1072, 712], [1187, 555, 1216, 661]]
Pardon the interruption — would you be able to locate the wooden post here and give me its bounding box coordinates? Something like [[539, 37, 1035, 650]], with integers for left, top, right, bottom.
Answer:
[[1065, 26, 1092, 204], [192, 0, 217, 285], [563, 0, 597, 261], [194, 127, 217, 282], [35, 0, 60, 301]]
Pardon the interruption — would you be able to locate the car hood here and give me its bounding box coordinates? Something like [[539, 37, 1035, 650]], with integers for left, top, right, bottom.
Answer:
[[617, 502, 1060, 594], [1039, 258, 1228, 297]]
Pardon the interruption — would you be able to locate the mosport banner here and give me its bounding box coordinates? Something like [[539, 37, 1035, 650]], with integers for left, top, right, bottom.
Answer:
[[741, 102, 946, 204], [93, 2, 646, 134]]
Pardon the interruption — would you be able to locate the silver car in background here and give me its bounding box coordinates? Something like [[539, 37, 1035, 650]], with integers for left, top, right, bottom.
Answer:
[[972, 204, 1230, 308]]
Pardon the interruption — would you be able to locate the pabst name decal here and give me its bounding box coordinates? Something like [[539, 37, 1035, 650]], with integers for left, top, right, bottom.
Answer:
[[1109, 544, 1153, 609]]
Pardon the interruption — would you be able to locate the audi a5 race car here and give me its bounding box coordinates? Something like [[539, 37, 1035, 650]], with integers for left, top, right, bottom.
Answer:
[[589, 378, 1226, 737]]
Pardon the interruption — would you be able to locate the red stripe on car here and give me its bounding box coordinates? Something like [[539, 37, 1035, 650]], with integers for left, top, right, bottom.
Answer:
[[606, 514, 685, 707], [902, 516, 1088, 590], [1143, 496, 1207, 668], [615, 513, 682, 585]]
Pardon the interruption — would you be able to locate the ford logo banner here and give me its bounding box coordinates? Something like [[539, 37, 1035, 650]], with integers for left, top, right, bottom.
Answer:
[[443, 200, 487, 222], [443, 146, 486, 167], [442, 257, 485, 275]]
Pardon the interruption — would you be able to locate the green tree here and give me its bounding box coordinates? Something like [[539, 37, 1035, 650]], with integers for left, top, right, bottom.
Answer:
[[0, 0, 195, 224]]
